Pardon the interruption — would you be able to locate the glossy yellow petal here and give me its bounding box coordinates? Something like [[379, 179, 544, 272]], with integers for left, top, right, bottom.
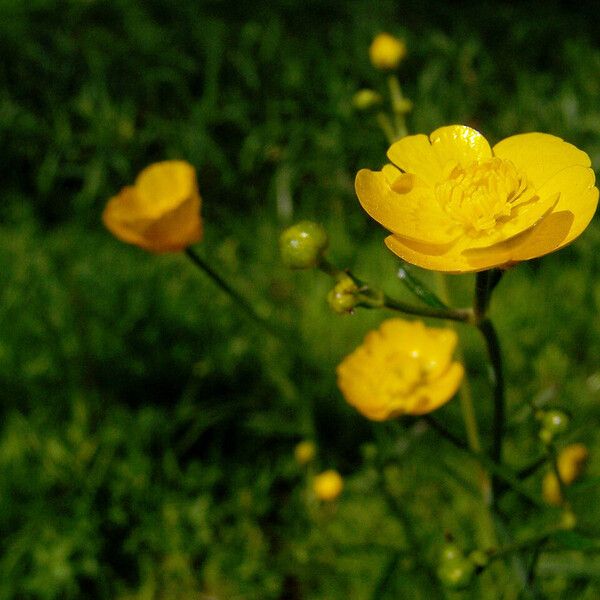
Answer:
[[535, 165, 598, 250], [102, 187, 149, 248], [355, 169, 459, 243], [384, 235, 489, 272], [135, 160, 199, 218], [387, 125, 492, 186], [493, 133, 591, 189], [429, 125, 493, 168], [407, 362, 464, 415], [103, 160, 203, 253]]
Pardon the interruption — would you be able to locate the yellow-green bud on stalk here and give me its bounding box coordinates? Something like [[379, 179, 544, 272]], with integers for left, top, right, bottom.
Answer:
[[437, 557, 474, 590], [439, 543, 464, 563], [327, 276, 360, 314], [542, 410, 570, 435], [352, 89, 382, 111], [279, 221, 329, 269]]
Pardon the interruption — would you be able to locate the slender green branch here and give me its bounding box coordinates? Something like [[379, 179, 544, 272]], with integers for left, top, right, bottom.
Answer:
[[383, 294, 473, 323], [424, 416, 544, 507], [477, 318, 505, 505], [185, 247, 281, 339]]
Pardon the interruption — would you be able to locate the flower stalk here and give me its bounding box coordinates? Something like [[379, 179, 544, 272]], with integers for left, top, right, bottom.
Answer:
[[185, 247, 281, 340]]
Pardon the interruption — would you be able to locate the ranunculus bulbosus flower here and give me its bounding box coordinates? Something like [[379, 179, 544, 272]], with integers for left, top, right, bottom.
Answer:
[[337, 319, 464, 420], [103, 160, 202, 253], [355, 125, 598, 273]]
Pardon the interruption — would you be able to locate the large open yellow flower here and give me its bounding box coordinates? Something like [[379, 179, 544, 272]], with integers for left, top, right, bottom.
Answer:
[[103, 160, 202, 253], [356, 125, 598, 273], [337, 319, 464, 420]]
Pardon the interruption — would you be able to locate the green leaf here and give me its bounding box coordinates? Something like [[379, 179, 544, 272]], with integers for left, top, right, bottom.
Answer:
[[397, 265, 448, 309]]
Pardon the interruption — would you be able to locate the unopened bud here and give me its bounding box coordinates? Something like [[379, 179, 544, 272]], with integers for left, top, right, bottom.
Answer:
[[279, 221, 329, 269], [327, 276, 360, 314], [369, 33, 407, 70], [352, 89, 382, 111]]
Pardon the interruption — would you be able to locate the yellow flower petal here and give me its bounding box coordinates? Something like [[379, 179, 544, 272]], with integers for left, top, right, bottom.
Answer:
[[533, 165, 598, 251], [355, 169, 460, 244], [135, 160, 199, 218], [384, 234, 485, 273], [102, 160, 203, 253], [387, 125, 492, 186], [493, 133, 591, 189], [407, 362, 465, 415]]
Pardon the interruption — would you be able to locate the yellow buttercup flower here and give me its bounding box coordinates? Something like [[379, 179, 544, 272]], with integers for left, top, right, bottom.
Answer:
[[313, 470, 344, 501], [542, 443, 589, 505], [103, 160, 203, 253], [369, 33, 406, 70], [337, 319, 464, 420], [355, 125, 598, 273]]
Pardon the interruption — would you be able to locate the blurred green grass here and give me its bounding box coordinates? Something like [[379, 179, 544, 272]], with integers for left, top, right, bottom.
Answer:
[[1, 1, 600, 598]]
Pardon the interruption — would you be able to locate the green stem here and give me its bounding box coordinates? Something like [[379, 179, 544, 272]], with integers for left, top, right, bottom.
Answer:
[[477, 318, 506, 504], [383, 294, 472, 323], [376, 112, 396, 145], [424, 416, 544, 507], [387, 75, 409, 139], [376, 465, 444, 599], [185, 247, 281, 340]]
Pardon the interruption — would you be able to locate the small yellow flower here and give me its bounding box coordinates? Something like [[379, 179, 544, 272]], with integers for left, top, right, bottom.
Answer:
[[313, 470, 344, 501], [369, 33, 407, 70], [294, 440, 316, 465], [355, 125, 598, 273], [103, 160, 203, 253], [542, 443, 589, 505], [337, 319, 464, 420]]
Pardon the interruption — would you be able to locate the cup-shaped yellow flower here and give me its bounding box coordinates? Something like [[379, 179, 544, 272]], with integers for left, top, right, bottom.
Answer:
[[337, 319, 464, 420], [369, 33, 407, 70], [355, 125, 598, 273], [313, 470, 344, 501], [103, 160, 203, 253]]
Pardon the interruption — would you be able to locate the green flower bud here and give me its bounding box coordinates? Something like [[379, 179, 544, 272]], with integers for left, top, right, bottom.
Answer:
[[352, 89, 382, 111], [542, 410, 570, 435], [279, 221, 329, 269], [439, 543, 463, 563], [437, 557, 474, 590], [327, 276, 360, 314]]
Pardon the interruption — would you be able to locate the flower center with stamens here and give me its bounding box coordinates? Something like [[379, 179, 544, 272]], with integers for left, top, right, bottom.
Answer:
[[435, 158, 530, 234]]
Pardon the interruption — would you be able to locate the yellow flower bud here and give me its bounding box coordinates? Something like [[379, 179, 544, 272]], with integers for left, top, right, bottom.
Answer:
[[369, 33, 407, 70], [557, 443, 589, 484], [542, 443, 589, 505], [327, 276, 360, 314], [294, 440, 316, 465], [103, 160, 202, 253], [313, 470, 343, 501], [352, 89, 382, 111], [279, 221, 329, 269]]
